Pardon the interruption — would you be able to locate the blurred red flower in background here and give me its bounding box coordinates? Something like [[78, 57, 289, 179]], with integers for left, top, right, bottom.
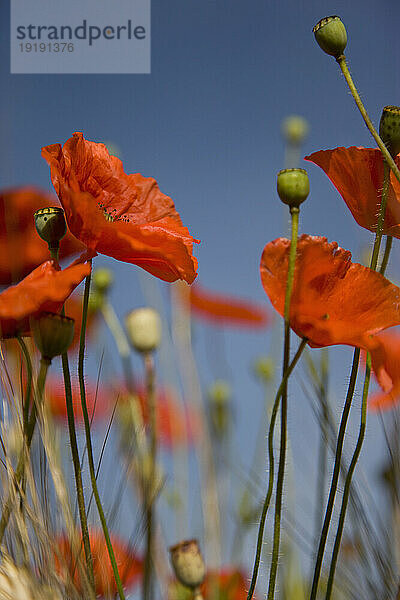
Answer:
[[45, 376, 110, 423], [42, 132, 199, 283], [0, 256, 91, 339], [367, 330, 400, 411], [55, 528, 142, 597], [260, 235, 400, 351], [180, 282, 270, 329], [0, 186, 83, 285], [305, 147, 400, 236]]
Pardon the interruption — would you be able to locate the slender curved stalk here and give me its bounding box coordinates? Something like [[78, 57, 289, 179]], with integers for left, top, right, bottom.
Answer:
[[324, 164, 392, 599], [17, 336, 32, 437], [310, 157, 391, 600], [324, 355, 370, 599], [246, 337, 307, 600], [101, 300, 135, 391], [78, 268, 126, 600], [336, 56, 400, 185], [0, 357, 49, 542], [143, 353, 157, 600], [267, 206, 299, 599], [379, 235, 392, 275], [61, 350, 95, 589]]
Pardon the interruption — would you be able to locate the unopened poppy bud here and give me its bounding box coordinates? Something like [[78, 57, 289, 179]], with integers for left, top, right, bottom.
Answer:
[[277, 168, 309, 208], [253, 356, 275, 382], [313, 16, 347, 58], [92, 268, 114, 294], [31, 312, 74, 360], [125, 307, 161, 354], [208, 380, 231, 436], [282, 115, 309, 146], [169, 539, 206, 590], [379, 106, 400, 158], [34, 207, 67, 250]]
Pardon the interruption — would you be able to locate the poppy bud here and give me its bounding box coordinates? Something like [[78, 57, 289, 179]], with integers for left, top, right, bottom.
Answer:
[[277, 168, 309, 208], [282, 115, 309, 146], [313, 16, 347, 58], [34, 207, 67, 250], [208, 380, 231, 436], [31, 312, 74, 361], [379, 106, 400, 158], [253, 356, 275, 382], [125, 307, 161, 354], [169, 539, 206, 590], [92, 268, 114, 295]]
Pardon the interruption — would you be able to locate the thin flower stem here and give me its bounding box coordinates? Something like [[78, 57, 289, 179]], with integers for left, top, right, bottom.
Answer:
[[309, 347, 360, 600], [267, 206, 299, 600], [336, 56, 400, 185], [61, 349, 95, 591], [246, 336, 307, 600], [379, 235, 392, 276], [101, 300, 135, 391], [324, 354, 370, 599], [78, 268, 126, 600], [324, 164, 392, 599], [17, 336, 32, 437], [0, 357, 50, 543], [310, 154, 392, 600], [143, 353, 157, 600]]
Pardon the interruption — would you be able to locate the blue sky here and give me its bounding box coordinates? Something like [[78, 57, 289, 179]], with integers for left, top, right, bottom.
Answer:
[[1, 0, 400, 593]]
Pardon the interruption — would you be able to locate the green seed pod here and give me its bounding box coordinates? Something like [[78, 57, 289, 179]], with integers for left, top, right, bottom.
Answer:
[[169, 540, 206, 590], [313, 16, 347, 58], [31, 312, 74, 360], [208, 380, 232, 436], [282, 115, 309, 146], [92, 268, 114, 294], [34, 207, 67, 250], [253, 356, 275, 382], [277, 168, 310, 208], [379, 106, 400, 158]]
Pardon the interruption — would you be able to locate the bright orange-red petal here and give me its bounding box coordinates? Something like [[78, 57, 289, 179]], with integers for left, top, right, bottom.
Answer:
[[55, 529, 142, 596], [41, 132, 199, 283], [0, 256, 91, 338], [0, 186, 84, 284], [202, 569, 251, 600], [305, 148, 400, 236], [369, 331, 400, 411], [185, 283, 270, 328], [260, 235, 400, 349]]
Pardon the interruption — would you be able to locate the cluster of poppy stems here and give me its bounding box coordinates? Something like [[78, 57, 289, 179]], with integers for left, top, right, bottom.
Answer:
[[2, 13, 400, 600]]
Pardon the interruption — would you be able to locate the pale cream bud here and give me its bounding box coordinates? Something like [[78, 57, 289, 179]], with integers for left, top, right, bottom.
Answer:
[[169, 539, 205, 589], [125, 307, 161, 353]]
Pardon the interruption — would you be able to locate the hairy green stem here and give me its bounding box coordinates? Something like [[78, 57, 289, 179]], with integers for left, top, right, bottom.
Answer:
[[246, 337, 307, 600], [337, 56, 400, 185], [0, 357, 49, 542], [78, 268, 126, 600], [61, 350, 95, 590], [379, 235, 392, 276], [324, 163, 392, 599], [267, 206, 299, 599], [17, 336, 32, 437], [143, 353, 157, 600]]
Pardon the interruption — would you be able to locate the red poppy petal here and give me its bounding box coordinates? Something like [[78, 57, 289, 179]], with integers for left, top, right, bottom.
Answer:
[[260, 235, 400, 349], [42, 133, 199, 283], [305, 147, 400, 237], [369, 331, 400, 411]]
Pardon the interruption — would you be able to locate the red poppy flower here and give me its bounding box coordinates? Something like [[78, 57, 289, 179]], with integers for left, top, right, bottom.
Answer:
[[45, 376, 110, 423], [366, 330, 400, 411], [260, 235, 400, 350], [304, 148, 400, 236], [54, 528, 142, 597], [0, 256, 91, 339], [179, 282, 270, 328], [0, 186, 84, 285], [41, 132, 199, 283]]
